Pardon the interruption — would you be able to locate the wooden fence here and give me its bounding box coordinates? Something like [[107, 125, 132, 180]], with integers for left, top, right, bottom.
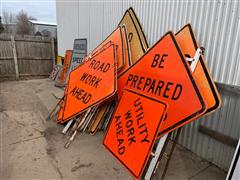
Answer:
[[0, 34, 55, 80]]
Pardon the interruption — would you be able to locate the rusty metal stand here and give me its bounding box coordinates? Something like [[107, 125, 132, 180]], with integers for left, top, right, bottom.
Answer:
[[160, 128, 182, 180], [142, 128, 182, 180], [46, 95, 64, 121]]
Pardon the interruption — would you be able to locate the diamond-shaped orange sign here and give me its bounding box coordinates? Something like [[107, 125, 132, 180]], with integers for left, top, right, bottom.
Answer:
[[61, 45, 117, 122], [117, 32, 206, 137]]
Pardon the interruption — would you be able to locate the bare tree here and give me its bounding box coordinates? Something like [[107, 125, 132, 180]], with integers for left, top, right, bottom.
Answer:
[[2, 11, 16, 34], [0, 16, 4, 33], [16, 10, 36, 35]]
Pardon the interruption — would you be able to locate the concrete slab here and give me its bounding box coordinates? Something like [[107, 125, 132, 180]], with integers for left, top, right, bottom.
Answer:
[[152, 144, 226, 180], [0, 79, 227, 179]]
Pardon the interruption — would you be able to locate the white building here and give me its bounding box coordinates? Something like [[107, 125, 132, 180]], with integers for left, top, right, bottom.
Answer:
[[29, 20, 57, 38]]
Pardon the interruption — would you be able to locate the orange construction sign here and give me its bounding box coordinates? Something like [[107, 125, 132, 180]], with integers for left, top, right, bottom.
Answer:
[[103, 89, 167, 179], [55, 50, 72, 86], [49, 64, 62, 81], [117, 25, 132, 75], [57, 95, 66, 123], [93, 27, 126, 71], [117, 32, 206, 137], [175, 24, 221, 115], [61, 44, 117, 122], [119, 7, 149, 63]]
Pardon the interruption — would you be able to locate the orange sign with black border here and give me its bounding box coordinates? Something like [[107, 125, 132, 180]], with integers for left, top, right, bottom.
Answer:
[[117, 32, 206, 137], [93, 27, 125, 71], [175, 24, 221, 115], [61, 44, 117, 122], [103, 89, 167, 179]]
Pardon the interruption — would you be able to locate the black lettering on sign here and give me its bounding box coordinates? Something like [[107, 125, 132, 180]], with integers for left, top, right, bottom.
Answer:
[[128, 32, 133, 42], [125, 74, 183, 101], [163, 82, 173, 98], [134, 98, 150, 143], [73, 57, 83, 63], [89, 59, 110, 73], [115, 115, 125, 155], [151, 54, 168, 68], [80, 72, 102, 88], [114, 97, 156, 155], [124, 110, 136, 146], [172, 84, 182, 100], [70, 86, 91, 104]]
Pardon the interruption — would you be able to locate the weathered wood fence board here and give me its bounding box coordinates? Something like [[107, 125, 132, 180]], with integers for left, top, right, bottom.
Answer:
[[0, 33, 55, 80]]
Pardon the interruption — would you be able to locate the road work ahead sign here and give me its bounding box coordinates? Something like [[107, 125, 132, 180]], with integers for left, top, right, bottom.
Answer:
[[117, 32, 206, 137], [104, 89, 167, 179], [62, 45, 117, 121]]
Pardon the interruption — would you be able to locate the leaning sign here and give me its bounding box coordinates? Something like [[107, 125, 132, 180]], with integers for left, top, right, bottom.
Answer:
[[104, 89, 167, 179], [117, 32, 206, 137], [61, 44, 117, 122], [69, 38, 87, 72]]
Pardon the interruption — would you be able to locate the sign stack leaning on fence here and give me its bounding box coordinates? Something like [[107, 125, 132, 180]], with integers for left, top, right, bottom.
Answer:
[[49, 7, 221, 180]]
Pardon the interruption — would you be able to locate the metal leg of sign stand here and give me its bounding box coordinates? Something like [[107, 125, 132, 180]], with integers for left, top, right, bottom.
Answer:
[[46, 96, 64, 121], [160, 128, 181, 180], [64, 108, 91, 148], [143, 128, 181, 180], [143, 134, 170, 180]]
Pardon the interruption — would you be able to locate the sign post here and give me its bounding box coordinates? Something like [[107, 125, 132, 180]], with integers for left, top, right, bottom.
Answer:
[[227, 138, 240, 180]]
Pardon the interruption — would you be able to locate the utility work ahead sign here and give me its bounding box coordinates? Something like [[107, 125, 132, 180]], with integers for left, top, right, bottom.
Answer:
[[117, 32, 206, 137], [104, 89, 167, 179], [61, 44, 117, 122]]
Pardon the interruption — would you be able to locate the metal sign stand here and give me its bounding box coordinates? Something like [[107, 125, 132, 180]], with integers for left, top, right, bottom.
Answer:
[[47, 95, 64, 121], [226, 138, 240, 180], [160, 128, 182, 180], [143, 48, 204, 180]]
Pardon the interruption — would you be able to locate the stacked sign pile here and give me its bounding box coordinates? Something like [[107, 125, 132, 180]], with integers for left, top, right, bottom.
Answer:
[[50, 7, 221, 179]]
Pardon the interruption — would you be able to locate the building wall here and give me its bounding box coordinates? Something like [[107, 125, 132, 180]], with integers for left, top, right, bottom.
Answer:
[[56, 0, 240, 170], [34, 24, 57, 38]]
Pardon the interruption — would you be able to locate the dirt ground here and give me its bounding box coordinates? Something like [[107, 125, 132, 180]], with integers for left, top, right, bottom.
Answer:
[[0, 79, 226, 180]]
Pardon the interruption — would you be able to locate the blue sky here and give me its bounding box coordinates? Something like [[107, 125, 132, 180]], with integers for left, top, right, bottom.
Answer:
[[0, 0, 56, 23]]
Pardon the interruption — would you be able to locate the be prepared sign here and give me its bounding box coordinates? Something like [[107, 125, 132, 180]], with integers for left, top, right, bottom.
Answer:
[[61, 45, 117, 121], [104, 89, 167, 179], [117, 32, 206, 137]]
